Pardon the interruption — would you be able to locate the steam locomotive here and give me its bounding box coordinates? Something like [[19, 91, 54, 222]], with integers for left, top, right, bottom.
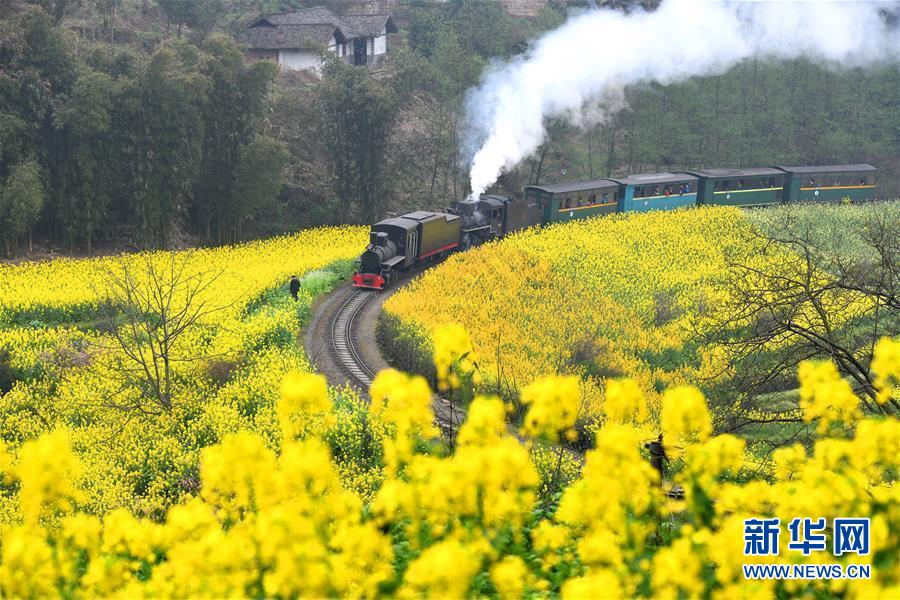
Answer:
[[350, 195, 540, 289], [352, 162, 878, 290]]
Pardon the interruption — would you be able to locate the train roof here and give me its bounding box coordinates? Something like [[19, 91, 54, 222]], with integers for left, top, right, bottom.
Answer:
[[774, 164, 878, 174], [403, 210, 459, 222], [374, 216, 419, 231], [375, 211, 459, 232], [609, 172, 697, 186], [525, 179, 619, 194], [685, 167, 784, 178]]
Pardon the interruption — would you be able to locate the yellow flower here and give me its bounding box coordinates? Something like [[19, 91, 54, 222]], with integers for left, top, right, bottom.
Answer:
[[871, 337, 900, 405], [604, 378, 648, 425], [772, 443, 806, 481], [400, 539, 482, 599], [652, 537, 704, 598], [562, 569, 622, 599], [521, 375, 581, 441], [433, 322, 477, 391], [278, 372, 331, 439], [457, 395, 507, 446], [490, 555, 530, 598], [17, 429, 83, 525], [660, 386, 712, 453], [798, 360, 861, 434]]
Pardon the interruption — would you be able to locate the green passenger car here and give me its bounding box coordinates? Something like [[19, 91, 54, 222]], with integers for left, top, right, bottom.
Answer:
[[777, 164, 878, 203], [610, 173, 698, 213], [524, 179, 621, 224], [688, 168, 786, 207]]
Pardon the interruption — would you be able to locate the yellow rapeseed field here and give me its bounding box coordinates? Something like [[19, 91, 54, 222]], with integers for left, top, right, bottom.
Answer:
[[0, 227, 367, 520], [384, 206, 756, 419], [1, 218, 898, 598], [382, 205, 879, 423]]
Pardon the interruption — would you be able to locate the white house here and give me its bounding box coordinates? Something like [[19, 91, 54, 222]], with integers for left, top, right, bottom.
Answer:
[[242, 7, 397, 74]]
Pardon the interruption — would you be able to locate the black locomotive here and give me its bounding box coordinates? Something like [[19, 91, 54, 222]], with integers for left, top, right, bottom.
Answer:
[[352, 195, 540, 289]]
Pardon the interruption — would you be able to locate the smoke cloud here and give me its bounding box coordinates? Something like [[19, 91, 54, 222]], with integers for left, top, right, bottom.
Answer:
[[464, 0, 899, 198]]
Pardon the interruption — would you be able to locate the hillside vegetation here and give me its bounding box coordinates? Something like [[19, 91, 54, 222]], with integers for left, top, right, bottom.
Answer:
[[1, 1, 898, 257]]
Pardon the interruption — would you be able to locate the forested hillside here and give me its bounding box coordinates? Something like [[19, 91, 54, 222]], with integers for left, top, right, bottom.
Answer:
[[1, 0, 897, 256]]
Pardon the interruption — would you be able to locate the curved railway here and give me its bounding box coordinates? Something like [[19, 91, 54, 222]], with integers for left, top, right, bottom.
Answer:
[[308, 282, 466, 436], [330, 290, 377, 388]]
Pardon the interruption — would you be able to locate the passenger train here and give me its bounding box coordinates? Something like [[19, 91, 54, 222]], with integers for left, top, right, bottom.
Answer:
[[352, 163, 879, 290]]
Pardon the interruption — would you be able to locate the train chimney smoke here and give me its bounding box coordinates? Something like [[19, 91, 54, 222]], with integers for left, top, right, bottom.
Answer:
[[463, 0, 899, 199]]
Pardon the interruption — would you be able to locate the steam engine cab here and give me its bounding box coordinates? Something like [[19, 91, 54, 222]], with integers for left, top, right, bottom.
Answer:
[[352, 211, 461, 289], [448, 194, 541, 247]]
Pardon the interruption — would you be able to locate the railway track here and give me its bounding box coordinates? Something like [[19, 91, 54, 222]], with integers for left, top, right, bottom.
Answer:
[[323, 285, 466, 434], [331, 290, 377, 388]]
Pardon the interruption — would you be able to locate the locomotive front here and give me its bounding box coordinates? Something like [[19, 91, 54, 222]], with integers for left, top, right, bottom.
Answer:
[[353, 231, 398, 289]]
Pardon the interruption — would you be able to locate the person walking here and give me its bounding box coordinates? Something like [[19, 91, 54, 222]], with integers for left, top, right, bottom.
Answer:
[[289, 275, 300, 301]]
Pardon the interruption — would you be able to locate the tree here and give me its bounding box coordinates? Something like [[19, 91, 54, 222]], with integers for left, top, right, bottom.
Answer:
[[123, 41, 208, 248], [27, 0, 73, 24], [52, 68, 116, 253], [232, 135, 290, 237], [316, 59, 396, 223], [100, 254, 226, 414], [703, 207, 900, 416], [192, 35, 278, 244], [0, 160, 44, 255], [157, 0, 224, 37]]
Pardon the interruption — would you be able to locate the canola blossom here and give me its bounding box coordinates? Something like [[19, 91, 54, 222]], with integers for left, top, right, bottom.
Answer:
[[382, 205, 893, 425], [0, 227, 367, 522], [384, 207, 757, 421], [0, 337, 898, 598]]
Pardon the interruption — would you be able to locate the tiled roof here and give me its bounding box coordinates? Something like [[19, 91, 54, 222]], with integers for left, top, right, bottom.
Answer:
[[240, 23, 343, 50], [247, 7, 396, 46], [339, 14, 397, 36], [254, 7, 340, 27]]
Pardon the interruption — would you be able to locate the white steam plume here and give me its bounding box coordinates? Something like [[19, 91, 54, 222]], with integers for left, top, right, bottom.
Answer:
[[464, 0, 899, 198]]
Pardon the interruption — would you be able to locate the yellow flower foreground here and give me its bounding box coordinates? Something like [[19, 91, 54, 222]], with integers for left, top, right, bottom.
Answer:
[[1, 336, 898, 598]]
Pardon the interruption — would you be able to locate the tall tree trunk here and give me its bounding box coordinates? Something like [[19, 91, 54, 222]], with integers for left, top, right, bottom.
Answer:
[[714, 77, 721, 164], [587, 128, 593, 178], [605, 128, 616, 177], [532, 143, 549, 185]]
